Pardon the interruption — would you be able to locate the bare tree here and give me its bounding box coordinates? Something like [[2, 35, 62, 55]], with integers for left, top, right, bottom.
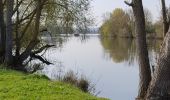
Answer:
[[125, 0, 151, 99]]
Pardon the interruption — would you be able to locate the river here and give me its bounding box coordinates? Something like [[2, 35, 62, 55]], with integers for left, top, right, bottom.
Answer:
[[39, 34, 162, 100]]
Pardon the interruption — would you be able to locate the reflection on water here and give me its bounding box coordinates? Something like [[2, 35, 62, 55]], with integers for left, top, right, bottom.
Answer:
[[41, 35, 162, 100], [100, 37, 162, 66], [100, 37, 137, 65]]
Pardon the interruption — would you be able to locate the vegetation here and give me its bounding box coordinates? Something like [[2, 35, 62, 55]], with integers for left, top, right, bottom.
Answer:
[[153, 19, 164, 38], [0, 0, 92, 70], [0, 68, 106, 100], [2, 0, 170, 99], [99, 8, 156, 38], [100, 8, 132, 38], [153, 0, 170, 38], [58, 70, 91, 93]]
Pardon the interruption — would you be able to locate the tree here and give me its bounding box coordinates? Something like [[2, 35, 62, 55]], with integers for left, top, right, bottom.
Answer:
[[161, 0, 169, 36], [0, 0, 92, 70], [146, 30, 170, 99], [100, 8, 132, 37], [100, 19, 116, 37], [144, 8, 155, 34], [125, 0, 151, 99], [100, 7, 154, 38], [126, 0, 170, 99], [154, 17, 163, 38], [44, 0, 92, 34], [0, 0, 5, 61], [127, 8, 155, 36], [5, 0, 14, 65]]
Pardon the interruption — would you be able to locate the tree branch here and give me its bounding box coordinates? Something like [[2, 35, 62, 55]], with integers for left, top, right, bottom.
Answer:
[[12, 0, 23, 15], [19, 9, 36, 25], [18, 10, 36, 40], [20, 0, 34, 20], [30, 53, 52, 65], [33, 44, 55, 54], [124, 1, 134, 6]]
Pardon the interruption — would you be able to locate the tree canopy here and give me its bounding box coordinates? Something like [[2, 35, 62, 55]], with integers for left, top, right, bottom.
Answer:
[[0, 0, 92, 71], [100, 8, 155, 38]]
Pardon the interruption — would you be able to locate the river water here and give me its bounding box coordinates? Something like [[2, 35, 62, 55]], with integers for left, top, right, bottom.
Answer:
[[39, 34, 162, 100]]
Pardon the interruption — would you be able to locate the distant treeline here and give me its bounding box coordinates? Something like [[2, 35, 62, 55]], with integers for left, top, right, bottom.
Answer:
[[99, 8, 163, 39]]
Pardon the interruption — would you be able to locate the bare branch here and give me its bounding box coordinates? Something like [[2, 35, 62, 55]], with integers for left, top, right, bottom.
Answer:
[[19, 10, 36, 40], [13, 0, 24, 15], [20, 0, 34, 20], [33, 44, 55, 54], [30, 53, 52, 65], [124, 1, 133, 6], [3, 0, 6, 7], [19, 9, 36, 24]]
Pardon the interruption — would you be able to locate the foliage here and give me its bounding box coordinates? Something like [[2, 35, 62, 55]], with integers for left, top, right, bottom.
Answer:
[[0, 68, 107, 100], [100, 8, 155, 38], [0, 0, 92, 69], [144, 8, 155, 34], [44, 0, 93, 34], [153, 19, 164, 38], [100, 8, 132, 37], [99, 20, 115, 37]]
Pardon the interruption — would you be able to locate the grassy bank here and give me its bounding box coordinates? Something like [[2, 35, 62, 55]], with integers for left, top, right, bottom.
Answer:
[[0, 69, 107, 100]]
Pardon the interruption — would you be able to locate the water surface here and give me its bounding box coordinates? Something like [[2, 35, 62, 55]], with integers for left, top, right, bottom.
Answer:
[[41, 35, 161, 100]]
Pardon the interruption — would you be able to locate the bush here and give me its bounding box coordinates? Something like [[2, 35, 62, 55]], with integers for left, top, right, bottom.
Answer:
[[77, 77, 89, 92], [63, 70, 78, 85], [62, 70, 90, 93]]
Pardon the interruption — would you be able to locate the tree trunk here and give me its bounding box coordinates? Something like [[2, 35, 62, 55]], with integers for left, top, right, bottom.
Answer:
[[161, 0, 169, 37], [0, 0, 2, 54], [5, 0, 14, 65], [19, 0, 44, 64], [125, 0, 170, 99], [0, 0, 5, 60], [125, 0, 151, 99], [15, 0, 20, 59], [146, 28, 170, 99]]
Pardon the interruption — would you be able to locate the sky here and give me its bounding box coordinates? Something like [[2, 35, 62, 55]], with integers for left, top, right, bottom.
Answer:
[[91, 0, 170, 26]]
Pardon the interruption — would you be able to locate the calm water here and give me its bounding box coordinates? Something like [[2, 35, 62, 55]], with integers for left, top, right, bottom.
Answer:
[[40, 35, 162, 100]]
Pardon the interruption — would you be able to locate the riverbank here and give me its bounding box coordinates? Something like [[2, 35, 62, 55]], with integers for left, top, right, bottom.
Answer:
[[0, 68, 107, 100]]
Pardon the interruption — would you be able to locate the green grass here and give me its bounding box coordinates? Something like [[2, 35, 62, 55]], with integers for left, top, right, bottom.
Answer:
[[0, 69, 107, 100]]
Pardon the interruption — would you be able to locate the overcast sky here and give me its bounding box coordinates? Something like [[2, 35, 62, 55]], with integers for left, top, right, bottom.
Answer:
[[91, 0, 170, 26]]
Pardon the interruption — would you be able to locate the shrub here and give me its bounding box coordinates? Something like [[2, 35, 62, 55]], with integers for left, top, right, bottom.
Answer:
[[77, 77, 89, 92], [62, 70, 90, 93]]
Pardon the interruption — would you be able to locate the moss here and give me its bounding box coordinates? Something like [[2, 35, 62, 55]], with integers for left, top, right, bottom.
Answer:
[[0, 68, 108, 100]]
